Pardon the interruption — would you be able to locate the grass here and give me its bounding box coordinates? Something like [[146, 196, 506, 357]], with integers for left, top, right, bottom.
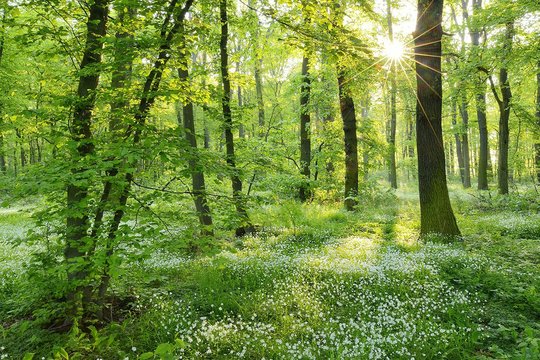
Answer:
[[0, 186, 539, 359]]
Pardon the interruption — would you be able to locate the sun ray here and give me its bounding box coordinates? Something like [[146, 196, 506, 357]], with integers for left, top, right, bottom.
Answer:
[[402, 53, 444, 75], [340, 56, 391, 87], [397, 60, 443, 148], [400, 56, 442, 98], [403, 51, 443, 59]]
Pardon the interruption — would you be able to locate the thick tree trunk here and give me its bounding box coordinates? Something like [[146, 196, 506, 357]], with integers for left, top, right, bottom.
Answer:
[[220, 0, 254, 236], [299, 55, 312, 202], [414, 0, 460, 237], [64, 0, 109, 320], [337, 72, 358, 211], [497, 22, 513, 195], [178, 31, 213, 235]]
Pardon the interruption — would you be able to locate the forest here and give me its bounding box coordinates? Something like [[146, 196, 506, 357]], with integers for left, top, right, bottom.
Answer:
[[0, 0, 539, 358]]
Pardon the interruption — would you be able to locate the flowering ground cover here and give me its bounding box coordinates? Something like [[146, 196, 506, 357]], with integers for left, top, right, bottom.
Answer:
[[1, 188, 539, 359]]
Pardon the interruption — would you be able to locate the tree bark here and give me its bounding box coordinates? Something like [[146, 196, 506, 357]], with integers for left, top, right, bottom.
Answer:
[[337, 71, 358, 211], [299, 55, 312, 202], [414, 0, 460, 237], [220, 0, 254, 236]]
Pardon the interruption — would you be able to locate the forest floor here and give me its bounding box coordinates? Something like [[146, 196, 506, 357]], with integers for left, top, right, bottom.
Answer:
[[1, 185, 539, 359]]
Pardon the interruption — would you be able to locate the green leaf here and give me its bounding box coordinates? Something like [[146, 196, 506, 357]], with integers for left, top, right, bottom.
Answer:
[[139, 352, 154, 360], [23, 353, 35, 360]]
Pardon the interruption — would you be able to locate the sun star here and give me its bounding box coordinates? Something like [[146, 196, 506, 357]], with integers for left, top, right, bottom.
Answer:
[[383, 39, 405, 61]]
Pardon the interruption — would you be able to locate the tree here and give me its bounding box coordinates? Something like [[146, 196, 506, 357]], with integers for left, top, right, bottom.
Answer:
[[386, 0, 397, 189], [64, 0, 109, 320], [178, 16, 213, 236], [414, 0, 460, 237], [483, 21, 513, 195], [299, 53, 312, 202], [338, 69, 358, 211], [536, 59, 540, 184], [219, 0, 254, 236], [470, 0, 490, 190]]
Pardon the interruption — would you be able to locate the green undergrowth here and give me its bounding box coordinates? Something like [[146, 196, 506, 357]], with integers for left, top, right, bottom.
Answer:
[[1, 189, 539, 359]]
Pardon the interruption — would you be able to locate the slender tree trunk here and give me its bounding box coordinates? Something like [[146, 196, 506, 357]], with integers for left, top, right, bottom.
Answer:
[[459, 95, 471, 187], [386, 0, 397, 189], [452, 99, 464, 181], [534, 60, 540, 184], [414, 0, 460, 237], [360, 97, 370, 180], [64, 0, 109, 321], [178, 29, 213, 235], [448, 138, 454, 176], [337, 71, 358, 211], [220, 0, 254, 236], [0, 8, 6, 174], [255, 58, 265, 129], [497, 22, 513, 195], [299, 55, 312, 202], [465, 0, 489, 189], [96, 0, 195, 308]]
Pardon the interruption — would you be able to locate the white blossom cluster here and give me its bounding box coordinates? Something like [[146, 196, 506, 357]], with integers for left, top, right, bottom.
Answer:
[[136, 236, 483, 359]]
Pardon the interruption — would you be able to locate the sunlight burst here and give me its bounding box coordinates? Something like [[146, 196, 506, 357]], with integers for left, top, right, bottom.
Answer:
[[383, 39, 405, 61]]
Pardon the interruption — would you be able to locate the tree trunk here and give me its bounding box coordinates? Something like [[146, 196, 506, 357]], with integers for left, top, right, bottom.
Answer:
[[299, 55, 312, 202], [534, 60, 540, 184], [337, 72, 358, 211], [96, 0, 196, 311], [178, 31, 213, 236], [64, 0, 108, 320], [220, 0, 254, 236], [386, 0, 398, 189], [467, 0, 489, 189], [452, 98, 464, 182], [360, 97, 370, 180], [497, 22, 513, 195], [255, 58, 265, 129], [0, 8, 6, 174], [459, 95, 471, 188], [414, 0, 460, 237]]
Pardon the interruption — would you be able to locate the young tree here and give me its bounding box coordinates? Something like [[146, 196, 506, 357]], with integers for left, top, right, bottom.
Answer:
[[337, 69, 358, 211], [414, 0, 460, 236], [470, 0, 490, 190], [219, 0, 254, 236], [178, 18, 213, 235], [386, 0, 397, 189], [299, 53, 312, 202], [64, 0, 109, 319], [536, 59, 540, 184], [484, 21, 514, 195]]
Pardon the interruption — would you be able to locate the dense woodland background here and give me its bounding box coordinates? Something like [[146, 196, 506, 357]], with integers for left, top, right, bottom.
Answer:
[[0, 0, 539, 358]]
